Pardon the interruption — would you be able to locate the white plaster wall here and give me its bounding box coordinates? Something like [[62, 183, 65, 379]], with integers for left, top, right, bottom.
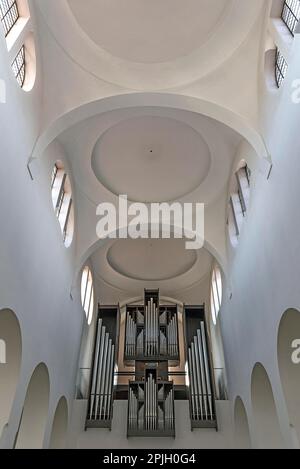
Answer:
[[219, 31, 300, 449], [0, 10, 85, 448]]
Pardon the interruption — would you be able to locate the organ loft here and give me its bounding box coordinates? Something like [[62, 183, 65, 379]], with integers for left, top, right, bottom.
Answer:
[[85, 289, 217, 437]]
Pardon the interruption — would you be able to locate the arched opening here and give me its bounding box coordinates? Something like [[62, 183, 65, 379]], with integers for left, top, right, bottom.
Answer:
[[15, 363, 50, 449], [251, 363, 284, 448], [49, 397, 68, 449], [234, 397, 251, 449], [0, 309, 22, 438], [278, 308, 300, 445]]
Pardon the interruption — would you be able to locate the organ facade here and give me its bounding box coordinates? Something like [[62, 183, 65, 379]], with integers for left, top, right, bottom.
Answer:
[[85, 290, 217, 437]]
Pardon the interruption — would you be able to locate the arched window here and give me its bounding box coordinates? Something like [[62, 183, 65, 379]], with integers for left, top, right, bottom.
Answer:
[[211, 264, 223, 325], [0, 0, 36, 90], [275, 48, 288, 88], [228, 163, 251, 244], [51, 161, 74, 247], [81, 266, 94, 325], [282, 0, 300, 35]]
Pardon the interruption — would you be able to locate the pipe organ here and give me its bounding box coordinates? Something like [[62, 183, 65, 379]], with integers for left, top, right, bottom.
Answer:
[[126, 290, 178, 437], [127, 368, 175, 437], [86, 305, 119, 429], [184, 306, 217, 429], [124, 292, 179, 363], [85, 292, 218, 436]]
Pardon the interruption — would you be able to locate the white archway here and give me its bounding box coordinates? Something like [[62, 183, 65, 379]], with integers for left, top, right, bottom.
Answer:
[[251, 363, 284, 449], [15, 363, 50, 449], [72, 222, 226, 294], [278, 308, 300, 445], [0, 309, 22, 439], [29, 93, 269, 165], [49, 397, 68, 449], [234, 397, 251, 449]]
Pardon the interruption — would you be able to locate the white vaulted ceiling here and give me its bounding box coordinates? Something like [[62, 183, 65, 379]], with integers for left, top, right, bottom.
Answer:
[[33, 0, 268, 300], [91, 116, 211, 203], [91, 239, 212, 294], [67, 0, 228, 64], [59, 106, 241, 207], [37, 0, 265, 89]]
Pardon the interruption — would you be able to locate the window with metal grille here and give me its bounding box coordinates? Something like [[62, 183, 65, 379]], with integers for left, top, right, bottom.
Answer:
[[228, 163, 251, 244], [211, 265, 222, 325], [51, 164, 59, 189], [51, 162, 74, 247], [11, 45, 25, 88], [0, 0, 19, 37], [275, 48, 288, 88], [81, 266, 94, 325], [282, 0, 300, 35]]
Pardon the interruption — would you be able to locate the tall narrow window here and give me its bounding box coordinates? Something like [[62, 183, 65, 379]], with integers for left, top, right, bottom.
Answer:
[[11, 45, 25, 88], [275, 49, 288, 88], [228, 163, 251, 246], [211, 265, 223, 325], [81, 267, 94, 325], [282, 0, 300, 36], [0, 1, 36, 91], [0, 0, 19, 37], [51, 161, 74, 247]]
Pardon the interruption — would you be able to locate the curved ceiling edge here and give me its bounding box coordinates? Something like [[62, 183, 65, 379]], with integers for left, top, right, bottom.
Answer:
[[37, 0, 264, 90], [29, 93, 269, 164]]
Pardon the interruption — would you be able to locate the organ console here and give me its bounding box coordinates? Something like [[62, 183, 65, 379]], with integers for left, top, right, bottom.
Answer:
[[85, 291, 217, 436]]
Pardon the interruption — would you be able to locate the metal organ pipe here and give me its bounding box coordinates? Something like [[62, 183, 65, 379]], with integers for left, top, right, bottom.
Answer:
[[106, 344, 115, 420], [102, 338, 112, 419], [93, 327, 107, 420], [194, 336, 206, 419], [98, 332, 109, 419], [188, 348, 195, 420], [89, 318, 102, 419], [199, 323, 213, 418], [187, 321, 215, 424], [88, 320, 115, 424], [190, 342, 199, 420]]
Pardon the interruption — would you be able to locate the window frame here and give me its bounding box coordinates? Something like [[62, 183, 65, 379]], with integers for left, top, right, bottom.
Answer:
[[0, 0, 19, 37], [81, 266, 95, 325], [281, 0, 300, 36], [11, 44, 25, 88], [211, 265, 223, 325], [275, 48, 288, 88], [51, 162, 74, 247]]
